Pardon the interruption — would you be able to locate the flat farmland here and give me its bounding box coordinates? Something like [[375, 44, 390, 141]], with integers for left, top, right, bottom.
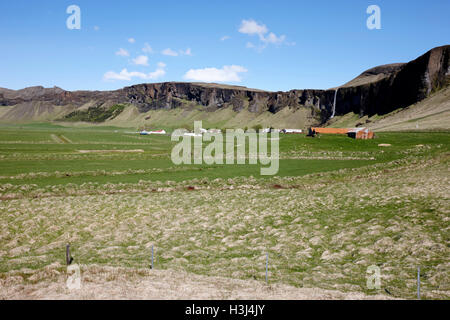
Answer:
[[0, 123, 449, 299]]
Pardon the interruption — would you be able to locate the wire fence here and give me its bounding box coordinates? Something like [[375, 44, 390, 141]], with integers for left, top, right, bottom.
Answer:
[[61, 243, 449, 300]]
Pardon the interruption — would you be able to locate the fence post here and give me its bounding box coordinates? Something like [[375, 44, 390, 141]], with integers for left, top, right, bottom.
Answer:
[[417, 266, 421, 300], [66, 244, 71, 265], [151, 246, 154, 270], [265, 253, 269, 285]]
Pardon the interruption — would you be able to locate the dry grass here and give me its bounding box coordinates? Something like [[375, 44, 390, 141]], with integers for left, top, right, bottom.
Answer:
[[0, 264, 393, 300], [0, 154, 448, 299]]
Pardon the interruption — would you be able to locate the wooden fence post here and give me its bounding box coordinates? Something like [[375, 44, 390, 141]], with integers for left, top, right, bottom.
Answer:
[[151, 246, 154, 269], [66, 244, 71, 265], [417, 266, 421, 300]]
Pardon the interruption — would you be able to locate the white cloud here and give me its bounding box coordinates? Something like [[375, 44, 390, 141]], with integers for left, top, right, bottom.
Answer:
[[148, 64, 166, 79], [162, 48, 192, 56], [103, 62, 166, 81], [132, 55, 149, 66], [116, 48, 130, 57], [93, 26, 100, 31], [238, 19, 289, 49], [220, 35, 230, 41], [104, 69, 147, 81], [162, 48, 179, 56], [262, 32, 286, 45], [184, 65, 247, 83], [142, 43, 153, 54], [239, 19, 268, 37], [128, 38, 136, 44]]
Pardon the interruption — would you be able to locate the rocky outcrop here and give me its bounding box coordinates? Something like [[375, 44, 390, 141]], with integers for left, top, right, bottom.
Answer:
[[0, 45, 448, 124]]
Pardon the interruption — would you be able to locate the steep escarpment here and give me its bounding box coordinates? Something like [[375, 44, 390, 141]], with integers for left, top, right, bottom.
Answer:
[[0, 45, 448, 128], [124, 82, 330, 114], [333, 45, 450, 118]]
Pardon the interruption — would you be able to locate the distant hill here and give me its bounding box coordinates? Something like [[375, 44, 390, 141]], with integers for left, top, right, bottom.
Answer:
[[0, 45, 449, 130]]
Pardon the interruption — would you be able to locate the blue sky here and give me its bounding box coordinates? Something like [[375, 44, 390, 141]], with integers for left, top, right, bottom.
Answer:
[[0, 0, 449, 92]]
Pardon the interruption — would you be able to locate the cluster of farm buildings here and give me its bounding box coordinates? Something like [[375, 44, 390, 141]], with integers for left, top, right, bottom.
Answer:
[[139, 127, 374, 139], [310, 127, 375, 139]]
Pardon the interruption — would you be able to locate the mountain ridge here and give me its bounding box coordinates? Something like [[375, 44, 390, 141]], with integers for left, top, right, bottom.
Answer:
[[1, 45, 449, 129]]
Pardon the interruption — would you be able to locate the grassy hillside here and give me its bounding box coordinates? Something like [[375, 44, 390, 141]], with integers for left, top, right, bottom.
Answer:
[[104, 103, 319, 131], [63, 104, 125, 123]]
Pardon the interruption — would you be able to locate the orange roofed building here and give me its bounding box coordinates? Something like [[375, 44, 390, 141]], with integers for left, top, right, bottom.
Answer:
[[347, 128, 375, 139], [311, 128, 350, 135], [311, 127, 375, 139]]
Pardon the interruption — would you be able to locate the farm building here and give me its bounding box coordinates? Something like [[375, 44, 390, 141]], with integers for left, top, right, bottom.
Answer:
[[184, 132, 202, 137], [207, 129, 222, 134], [282, 129, 303, 134], [311, 127, 350, 135], [347, 128, 375, 139], [140, 129, 166, 135], [309, 127, 374, 139]]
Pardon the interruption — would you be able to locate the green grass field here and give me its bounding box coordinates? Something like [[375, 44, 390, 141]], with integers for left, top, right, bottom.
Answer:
[[0, 123, 446, 186], [0, 123, 449, 299]]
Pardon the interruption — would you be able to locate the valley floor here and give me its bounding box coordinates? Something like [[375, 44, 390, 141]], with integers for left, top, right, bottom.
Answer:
[[1, 154, 448, 299], [0, 125, 448, 300]]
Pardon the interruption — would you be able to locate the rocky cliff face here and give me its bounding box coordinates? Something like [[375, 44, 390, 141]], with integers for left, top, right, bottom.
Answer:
[[123, 82, 329, 115], [0, 45, 448, 125], [334, 45, 450, 118]]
